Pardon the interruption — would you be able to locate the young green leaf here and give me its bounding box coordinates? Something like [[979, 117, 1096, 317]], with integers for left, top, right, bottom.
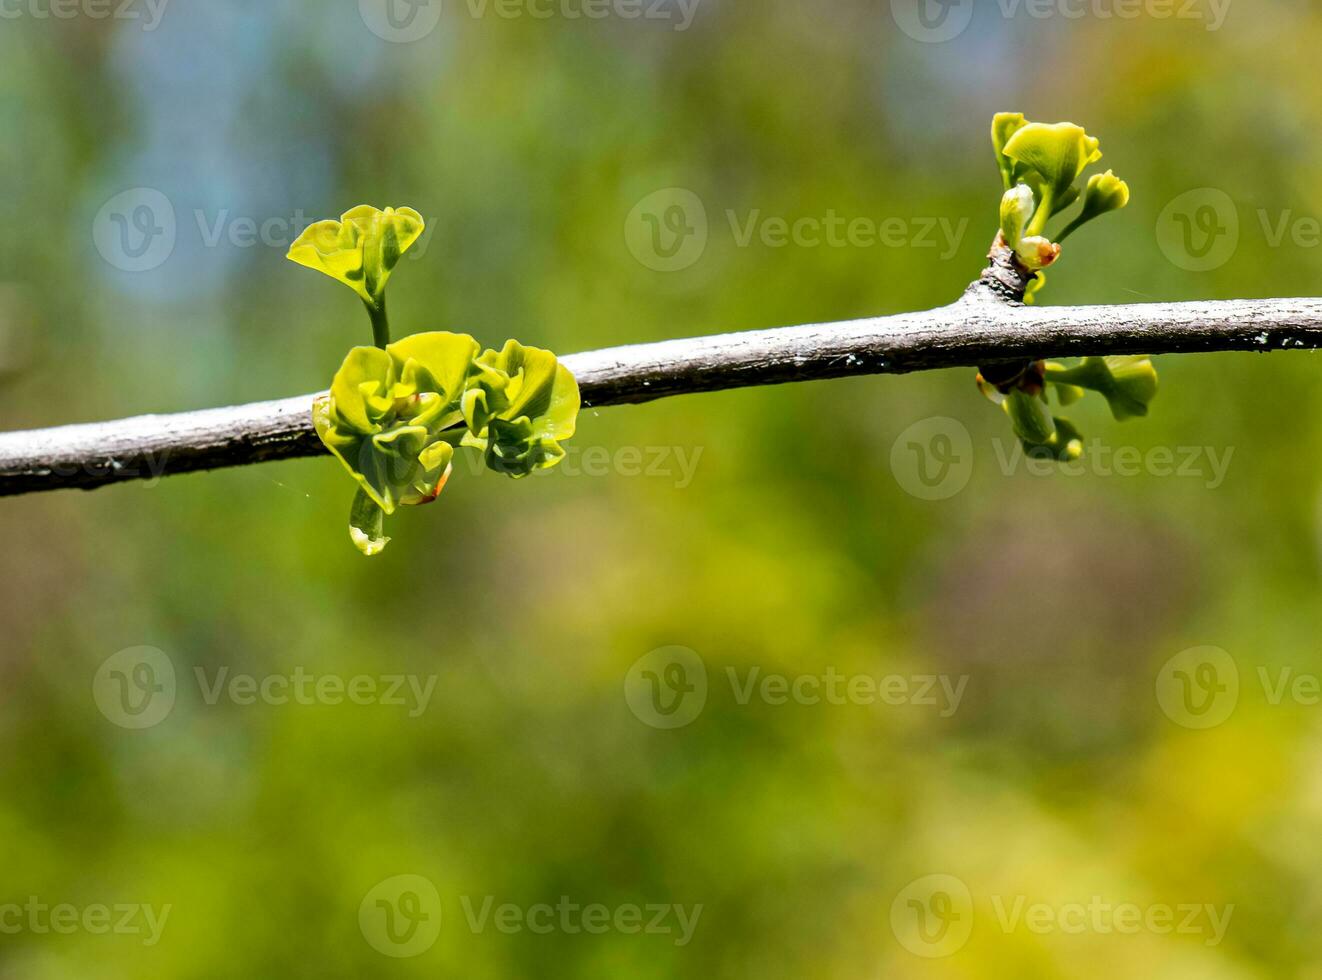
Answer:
[[288, 206, 425, 304], [979, 116, 1145, 458], [317, 332, 478, 510], [460, 340, 581, 477], [1044, 356, 1158, 420], [1004, 389, 1056, 445], [287, 206, 426, 346], [349, 487, 391, 556], [992, 112, 1029, 190], [313, 331, 581, 554], [1003, 123, 1101, 203], [1058, 170, 1131, 241], [999, 184, 1035, 249], [1021, 416, 1085, 462], [1003, 123, 1102, 237]]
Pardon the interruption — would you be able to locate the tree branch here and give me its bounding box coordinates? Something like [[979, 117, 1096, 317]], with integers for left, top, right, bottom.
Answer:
[[4, 249, 1322, 496]]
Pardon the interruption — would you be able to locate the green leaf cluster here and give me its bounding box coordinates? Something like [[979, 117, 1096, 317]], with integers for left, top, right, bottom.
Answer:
[[289, 205, 580, 555], [314, 333, 579, 555], [992, 114, 1130, 302], [288, 205, 426, 347], [978, 356, 1159, 461], [978, 116, 1150, 461]]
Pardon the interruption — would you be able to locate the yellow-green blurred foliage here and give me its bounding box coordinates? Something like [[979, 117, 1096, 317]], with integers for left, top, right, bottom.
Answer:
[[3, 1, 1322, 976]]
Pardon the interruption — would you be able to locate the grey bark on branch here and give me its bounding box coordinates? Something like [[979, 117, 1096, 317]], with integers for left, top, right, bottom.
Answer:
[[2, 241, 1321, 497]]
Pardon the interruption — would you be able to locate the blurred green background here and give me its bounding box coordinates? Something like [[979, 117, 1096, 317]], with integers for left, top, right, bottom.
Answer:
[[4, 0, 1322, 975]]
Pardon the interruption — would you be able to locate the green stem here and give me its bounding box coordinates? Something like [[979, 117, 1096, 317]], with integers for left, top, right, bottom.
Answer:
[[348, 486, 389, 556], [1005, 388, 1056, 444], [365, 296, 390, 348], [1055, 215, 1087, 243], [1045, 358, 1109, 391], [999, 160, 1015, 192], [1026, 185, 1056, 238]]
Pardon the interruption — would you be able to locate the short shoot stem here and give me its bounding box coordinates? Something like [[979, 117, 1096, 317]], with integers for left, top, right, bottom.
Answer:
[[365, 296, 390, 348], [1027, 185, 1056, 238]]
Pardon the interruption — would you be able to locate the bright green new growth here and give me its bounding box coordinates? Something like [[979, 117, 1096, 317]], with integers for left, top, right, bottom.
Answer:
[[288, 205, 426, 347], [289, 206, 580, 555], [991, 114, 1127, 290], [981, 115, 1155, 460]]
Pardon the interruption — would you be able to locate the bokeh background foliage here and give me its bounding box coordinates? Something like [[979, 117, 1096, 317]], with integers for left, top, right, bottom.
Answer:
[[4, 0, 1322, 976]]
